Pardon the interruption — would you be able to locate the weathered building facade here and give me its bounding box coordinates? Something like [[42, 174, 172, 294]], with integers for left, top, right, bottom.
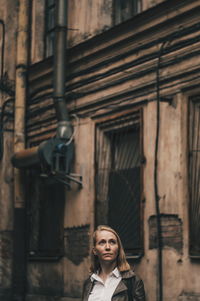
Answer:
[[0, 0, 200, 300]]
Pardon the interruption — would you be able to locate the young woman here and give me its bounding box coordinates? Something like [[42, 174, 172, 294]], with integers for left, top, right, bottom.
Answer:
[[82, 225, 145, 301]]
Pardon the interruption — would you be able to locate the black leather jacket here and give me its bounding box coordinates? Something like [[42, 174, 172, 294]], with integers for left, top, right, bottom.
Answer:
[[81, 270, 145, 301]]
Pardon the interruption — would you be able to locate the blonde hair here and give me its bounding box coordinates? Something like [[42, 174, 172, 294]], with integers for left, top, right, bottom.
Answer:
[[90, 225, 130, 273]]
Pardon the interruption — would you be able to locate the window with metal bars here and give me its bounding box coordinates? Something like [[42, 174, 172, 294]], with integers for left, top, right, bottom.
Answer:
[[113, 0, 142, 25], [27, 169, 65, 260], [188, 96, 200, 258], [95, 109, 144, 258], [44, 0, 56, 57]]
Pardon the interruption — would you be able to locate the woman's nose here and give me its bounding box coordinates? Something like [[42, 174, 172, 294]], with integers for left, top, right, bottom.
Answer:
[[105, 242, 110, 249]]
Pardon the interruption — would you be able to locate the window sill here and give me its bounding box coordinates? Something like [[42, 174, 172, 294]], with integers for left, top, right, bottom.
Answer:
[[126, 253, 143, 260], [28, 251, 64, 262]]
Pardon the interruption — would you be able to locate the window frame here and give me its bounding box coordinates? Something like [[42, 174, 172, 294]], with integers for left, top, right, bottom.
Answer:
[[26, 168, 65, 261], [94, 107, 144, 259], [188, 95, 200, 259], [44, 0, 56, 57], [113, 0, 142, 25]]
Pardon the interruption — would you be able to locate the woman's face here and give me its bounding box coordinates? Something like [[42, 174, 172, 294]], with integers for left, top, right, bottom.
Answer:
[[93, 230, 119, 265]]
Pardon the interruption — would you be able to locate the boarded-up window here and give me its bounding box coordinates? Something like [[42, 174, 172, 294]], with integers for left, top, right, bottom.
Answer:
[[114, 0, 142, 25], [95, 109, 144, 257], [188, 96, 200, 258], [27, 169, 65, 259], [45, 0, 55, 57]]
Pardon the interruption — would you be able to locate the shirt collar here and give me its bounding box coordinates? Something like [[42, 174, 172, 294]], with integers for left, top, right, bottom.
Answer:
[[112, 267, 121, 278], [90, 267, 121, 282]]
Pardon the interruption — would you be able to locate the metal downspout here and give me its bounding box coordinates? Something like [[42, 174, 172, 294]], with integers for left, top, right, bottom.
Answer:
[[53, 0, 72, 141], [12, 0, 29, 299]]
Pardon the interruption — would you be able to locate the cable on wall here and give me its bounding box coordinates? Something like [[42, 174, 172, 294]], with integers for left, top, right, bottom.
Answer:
[[154, 40, 171, 301]]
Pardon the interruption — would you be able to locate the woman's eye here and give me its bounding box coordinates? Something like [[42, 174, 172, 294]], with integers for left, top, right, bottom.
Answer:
[[97, 239, 117, 245]]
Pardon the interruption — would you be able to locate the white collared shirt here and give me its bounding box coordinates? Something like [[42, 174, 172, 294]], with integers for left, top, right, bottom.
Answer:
[[88, 267, 122, 301]]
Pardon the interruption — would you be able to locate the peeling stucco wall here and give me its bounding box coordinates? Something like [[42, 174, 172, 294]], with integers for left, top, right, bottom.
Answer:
[[1, 0, 200, 301]]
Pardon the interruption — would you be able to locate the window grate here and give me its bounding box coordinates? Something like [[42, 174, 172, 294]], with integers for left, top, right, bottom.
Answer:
[[95, 109, 144, 256]]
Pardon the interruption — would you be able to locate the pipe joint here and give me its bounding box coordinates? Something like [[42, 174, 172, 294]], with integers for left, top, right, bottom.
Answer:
[[53, 96, 66, 102], [57, 120, 73, 141]]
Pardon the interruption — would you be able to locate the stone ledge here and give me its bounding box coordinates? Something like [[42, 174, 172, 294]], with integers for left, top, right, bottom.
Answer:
[[178, 292, 200, 301]]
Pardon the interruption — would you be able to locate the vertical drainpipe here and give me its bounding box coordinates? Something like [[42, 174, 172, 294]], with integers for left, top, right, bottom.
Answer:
[[12, 0, 29, 300], [54, 0, 73, 141]]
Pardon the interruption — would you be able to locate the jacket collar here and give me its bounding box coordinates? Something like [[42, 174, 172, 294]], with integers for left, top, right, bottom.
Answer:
[[112, 270, 135, 296], [121, 269, 135, 279]]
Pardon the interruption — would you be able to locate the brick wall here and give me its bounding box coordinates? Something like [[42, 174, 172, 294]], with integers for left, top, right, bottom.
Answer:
[[149, 214, 183, 252]]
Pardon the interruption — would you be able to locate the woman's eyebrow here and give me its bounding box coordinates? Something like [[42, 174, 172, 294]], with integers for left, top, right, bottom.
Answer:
[[98, 239, 106, 243]]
